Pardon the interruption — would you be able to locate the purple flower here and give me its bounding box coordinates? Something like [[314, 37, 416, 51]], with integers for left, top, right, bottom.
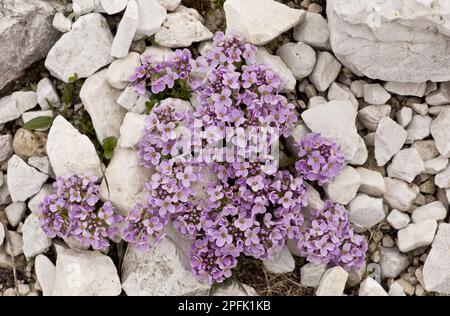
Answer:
[[246, 175, 264, 192]]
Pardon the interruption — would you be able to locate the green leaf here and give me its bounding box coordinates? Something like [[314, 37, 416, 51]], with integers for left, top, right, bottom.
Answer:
[[62, 73, 78, 107], [102, 136, 118, 160], [23, 116, 53, 131]]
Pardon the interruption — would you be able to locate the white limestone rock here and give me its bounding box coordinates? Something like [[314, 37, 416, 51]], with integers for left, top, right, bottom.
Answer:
[[28, 184, 55, 214], [35, 254, 56, 296], [412, 140, 440, 161], [379, 246, 409, 278], [375, 117, 407, 166], [46, 116, 103, 178], [276, 42, 316, 80], [52, 13, 72, 33], [45, 13, 114, 82], [111, 0, 138, 58], [52, 249, 121, 296], [28, 156, 54, 177], [301, 100, 359, 160], [309, 51, 342, 92], [424, 156, 449, 175], [327, 0, 450, 82], [406, 115, 431, 143], [100, 147, 151, 215], [121, 238, 209, 296], [383, 178, 418, 212], [5, 202, 26, 227], [7, 155, 48, 202], [100, 0, 127, 14], [224, 0, 304, 45], [396, 107, 413, 128], [411, 201, 447, 223], [106, 52, 142, 89], [263, 246, 295, 274], [255, 47, 296, 93], [435, 165, 450, 189], [426, 82, 450, 106], [348, 194, 385, 230], [0, 134, 13, 163], [37, 78, 61, 110], [300, 263, 327, 288], [80, 69, 126, 142], [293, 12, 329, 50], [397, 220, 438, 253], [384, 82, 427, 97], [118, 113, 147, 149], [431, 109, 450, 158], [158, 0, 181, 11], [73, 0, 94, 15], [359, 278, 388, 296], [22, 214, 52, 258], [386, 148, 424, 183], [316, 267, 348, 296], [155, 7, 213, 48], [324, 166, 360, 205], [135, 0, 167, 37], [423, 224, 450, 295], [356, 167, 385, 197], [389, 281, 406, 296], [358, 105, 391, 132], [363, 84, 391, 105], [387, 209, 410, 230], [327, 82, 358, 110]]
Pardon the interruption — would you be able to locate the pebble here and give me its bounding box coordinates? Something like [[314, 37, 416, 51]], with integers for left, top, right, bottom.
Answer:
[[158, 0, 181, 11], [348, 194, 385, 230], [358, 105, 391, 132], [106, 52, 142, 89], [35, 254, 55, 296], [379, 246, 409, 278], [293, 12, 329, 50], [384, 82, 426, 97], [0, 223, 4, 247], [5, 202, 26, 227], [73, 0, 95, 15], [396, 107, 413, 127], [5, 230, 23, 257], [431, 109, 450, 158], [406, 115, 432, 143], [356, 167, 386, 197], [412, 140, 440, 161], [397, 220, 438, 253], [324, 166, 360, 205], [135, 0, 167, 37], [309, 51, 342, 92], [52, 13, 72, 33], [22, 214, 52, 258], [118, 112, 147, 149], [327, 82, 359, 110], [411, 201, 447, 223], [358, 277, 388, 296], [424, 156, 448, 175], [316, 267, 348, 296], [386, 148, 424, 183], [0, 135, 13, 163], [276, 42, 316, 80], [435, 165, 450, 189], [300, 263, 327, 287], [389, 281, 406, 296], [111, 0, 138, 58], [375, 117, 407, 166], [383, 178, 418, 212], [100, 0, 127, 15], [363, 84, 391, 105], [426, 82, 450, 106]]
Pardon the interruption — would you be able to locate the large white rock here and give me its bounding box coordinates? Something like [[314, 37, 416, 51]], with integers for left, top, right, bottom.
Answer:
[[80, 69, 126, 142], [348, 194, 385, 230], [255, 47, 296, 93], [7, 155, 48, 202], [155, 7, 213, 48], [52, 249, 121, 296], [375, 117, 407, 166], [22, 214, 52, 258], [356, 167, 385, 197], [309, 51, 342, 92], [35, 254, 56, 296], [46, 116, 103, 178], [301, 100, 359, 160], [327, 0, 450, 82], [324, 166, 360, 205], [411, 201, 447, 223], [316, 267, 348, 296], [100, 147, 151, 215], [0, 0, 61, 90], [293, 12, 329, 49], [359, 278, 388, 296], [276, 42, 316, 80], [135, 0, 167, 37], [111, 0, 138, 58], [121, 238, 209, 295], [224, 0, 304, 45], [423, 223, 450, 295], [107, 52, 142, 89], [431, 109, 450, 158], [45, 13, 114, 82], [383, 178, 418, 212], [262, 246, 295, 274], [387, 148, 424, 183], [397, 220, 438, 253]]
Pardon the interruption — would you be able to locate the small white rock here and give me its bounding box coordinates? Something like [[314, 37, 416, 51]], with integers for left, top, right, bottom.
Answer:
[[135, 0, 167, 37], [5, 202, 26, 227], [348, 194, 385, 230], [435, 165, 450, 189], [106, 52, 141, 89], [387, 209, 410, 230], [356, 167, 386, 197], [35, 254, 56, 296], [411, 201, 447, 223], [72, 0, 95, 15], [0, 222, 4, 247], [379, 246, 409, 278], [363, 84, 391, 105], [397, 220, 438, 253], [406, 115, 431, 143], [412, 140, 440, 161], [100, 0, 127, 14], [384, 82, 426, 97], [424, 156, 448, 175], [396, 107, 413, 127], [426, 82, 450, 106], [359, 277, 388, 296], [328, 82, 358, 110], [375, 117, 407, 166], [293, 12, 329, 49], [22, 214, 52, 258], [324, 166, 360, 205], [300, 263, 327, 287], [111, 0, 138, 58], [383, 177, 418, 212], [52, 13, 72, 33], [386, 148, 424, 183], [158, 0, 181, 11], [28, 184, 55, 214], [28, 156, 54, 177], [316, 267, 348, 296], [117, 85, 140, 110], [431, 109, 450, 158], [358, 105, 391, 132], [389, 281, 406, 296], [309, 51, 342, 92], [37, 78, 61, 110], [7, 155, 48, 202], [118, 112, 147, 149], [276, 42, 316, 80]]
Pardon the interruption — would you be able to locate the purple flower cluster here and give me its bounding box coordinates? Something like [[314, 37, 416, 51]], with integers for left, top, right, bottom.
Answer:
[[295, 133, 345, 185], [129, 49, 192, 95], [297, 200, 367, 271], [123, 31, 367, 284], [38, 175, 123, 250]]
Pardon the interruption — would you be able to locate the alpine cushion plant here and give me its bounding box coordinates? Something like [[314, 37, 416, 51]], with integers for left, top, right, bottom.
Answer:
[[38, 175, 123, 250], [123, 31, 368, 285]]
